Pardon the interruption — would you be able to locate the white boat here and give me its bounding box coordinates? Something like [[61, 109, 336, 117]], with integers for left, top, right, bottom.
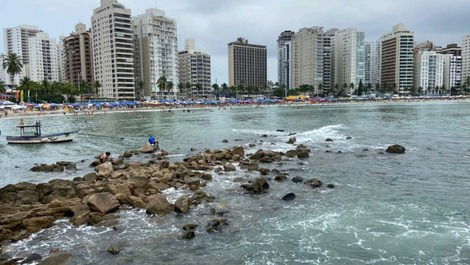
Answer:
[[6, 121, 78, 144]]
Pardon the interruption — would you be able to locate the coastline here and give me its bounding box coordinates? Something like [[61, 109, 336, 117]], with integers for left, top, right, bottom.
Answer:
[[2, 98, 470, 120]]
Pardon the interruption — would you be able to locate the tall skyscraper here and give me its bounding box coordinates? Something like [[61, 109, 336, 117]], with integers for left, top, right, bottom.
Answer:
[[91, 0, 135, 99], [63, 23, 93, 88], [291, 27, 324, 91], [365, 42, 379, 87], [3, 25, 42, 86], [178, 39, 211, 97], [461, 35, 470, 84], [414, 51, 445, 94], [439, 44, 462, 91], [378, 24, 414, 94], [133, 8, 178, 98], [28, 32, 61, 82], [228, 37, 267, 89], [334, 28, 365, 94], [277, 30, 294, 89], [322, 28, 338, 93]]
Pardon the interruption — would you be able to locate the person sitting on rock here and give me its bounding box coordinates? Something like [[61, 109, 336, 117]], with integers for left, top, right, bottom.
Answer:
[[99, 152, 111, 163], [148, 136, 159, 149]]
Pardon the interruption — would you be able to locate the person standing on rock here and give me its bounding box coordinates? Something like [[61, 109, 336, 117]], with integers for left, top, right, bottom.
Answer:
[[100, 152, 111, 163]]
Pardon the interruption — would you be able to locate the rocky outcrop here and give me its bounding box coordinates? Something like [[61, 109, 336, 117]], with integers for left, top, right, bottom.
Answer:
[[241, 177, 270, 194], [146, 194, 174, 215], [38, 251, 71, 265], [304, 178, 323, 188], [87, 192, 120, 214], [206, 219, 228, 233], [287, 137, 296, 144], [386, 144, 406, 154], [30, 162, 76, 173]]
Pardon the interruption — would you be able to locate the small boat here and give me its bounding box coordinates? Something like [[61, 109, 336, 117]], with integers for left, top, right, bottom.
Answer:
[[6, 121, 79, 144]]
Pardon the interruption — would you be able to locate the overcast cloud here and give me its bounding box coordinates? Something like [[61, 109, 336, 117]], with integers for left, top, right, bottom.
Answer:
[[1, 0, 469, 83]]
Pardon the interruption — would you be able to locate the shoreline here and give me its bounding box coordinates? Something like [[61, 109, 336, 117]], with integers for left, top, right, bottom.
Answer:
[[2, 98, 470, 120]]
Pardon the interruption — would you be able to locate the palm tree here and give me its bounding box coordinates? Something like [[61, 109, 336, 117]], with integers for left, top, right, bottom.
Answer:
[[221, 83, 228, 96], [195, 84, 203, 98], [157, 76, 167, 98], [167, 81, 174, 98], [0, 81, 5, 94], [212, 83, 219, 98], [185, 82, 191, 98], [93, 80, 101, 95], [177, 82, 184, 98], [3, 53, 23, 87], [18, 77, 35, 102]]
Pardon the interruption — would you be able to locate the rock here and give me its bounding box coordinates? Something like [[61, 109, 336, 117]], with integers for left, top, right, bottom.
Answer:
[[38, 251, 71, 265], [337, 151, 342, 154], [362, 148, 369, 152], [87, 192, 120, 214], [128, 196, 145, 209], [95, 162, 113, 177], [23, 216, 55, 233], [282, 193, 296, 201], [30, 164, 64, 173], [182, 224, 198, 240], [20, 253, 42, 264], [232, 146, 245, 156], [190, 147, 197, 152], [175, 195, 192, 214], [261, 134, 268, 138], [259, 168, 270, 176], [122, 151, 133, 158], [146, 194, 174, 215], [241, 177, 269, 194], [248, 143, 256, 147], [292, 176, 304, 183], [304, 178, 323, 188], [297, 150, 309, 159], [184, 177, 200, 188], [386, 144, 406, 154], [274, 173, 287, 182], [276, 129, 285, 132], [325, 138, 333, 142], [286, 150, 298, 158], [346, 136, 352, 140], [327, 184, 335, 189], [206, 218, 228, 233], [107, 247, 120, 255], [138, 144, 156, 153], [287, 137, 296, 144], [223, 164, 236, 172], [222, 139, 229, 143]]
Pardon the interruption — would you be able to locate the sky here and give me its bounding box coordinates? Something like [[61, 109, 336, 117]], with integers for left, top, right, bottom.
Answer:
[[1, 0, 469, 84]]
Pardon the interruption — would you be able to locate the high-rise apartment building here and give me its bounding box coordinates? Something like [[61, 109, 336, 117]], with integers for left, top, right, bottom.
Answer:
[[28, 32, 61, 82], [63, 23, 93, 88], [439, 44, 462, 90], [291, 27, 324, 92], [379, 24, 414, 94], [322, 29, 338, 93], [365, 42, 379, 87], [91, 0, 135, 99], [277, 30, 294, 89], [134, 8, 178, 98], [178, 40, 211, 97], [461, 35, 470, 84], [414, 51, 445, 93], [228, 37, 267, 88], [334, 28, 365, 94], [3, 25, 42, 86]]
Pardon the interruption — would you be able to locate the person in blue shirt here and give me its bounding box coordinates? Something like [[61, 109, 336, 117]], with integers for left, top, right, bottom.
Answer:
[[148, 135, 159, 148]]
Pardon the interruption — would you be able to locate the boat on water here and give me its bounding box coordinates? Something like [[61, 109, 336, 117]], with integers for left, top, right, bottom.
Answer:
[[6, 121, 79, 144]]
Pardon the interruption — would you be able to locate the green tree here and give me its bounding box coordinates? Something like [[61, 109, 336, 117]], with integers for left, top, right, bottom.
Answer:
[[357, 80, 364, 96], [167, 81, 174, 96], [221, 83, 228, 95], [0, 81, 5, 93], [157, 76, 167, 96], [18, 77, 35, 102], [3, 53, 23, 86]]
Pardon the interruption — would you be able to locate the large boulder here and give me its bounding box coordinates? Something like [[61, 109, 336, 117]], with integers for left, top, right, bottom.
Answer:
[[22, 216, 55, 233], [297, 150, 309, 159], [386, 144, 406, 154], [223, 164, 236, 172], [95, 162, 113, 177], [232, 146, 245, 156], [241, 177, 270, 194], [175, 195, 192, 214], [287, 137, 296, 144], [146, 194, 174, 215], [38, 251, 71, 265], [30, 163, 64, 173], [304, 178, 323, 188], [138, 144, 156, 154], [206, 218, 228, 233], [87, 192, 120, 214]]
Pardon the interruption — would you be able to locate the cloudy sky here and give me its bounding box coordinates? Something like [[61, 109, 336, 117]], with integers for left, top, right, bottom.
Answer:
[[1, 0, 469, 84]]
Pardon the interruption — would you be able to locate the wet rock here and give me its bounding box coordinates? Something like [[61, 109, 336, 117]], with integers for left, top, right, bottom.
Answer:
[[95, 162, 113, 177], [56, 161, 76, 170], [287, 137, 296, 144], [291, 176, 304, 183], [261, 134, 268, 138], [241, 177, 269, 194], [386, 144, 406, 154], [286, 150, 298, 158], [276, 129, 285, 132], [304, 178, 323, 188], [38, 251, 71, 265], [346, 136, 352, 140], [87, 192, 120, 214], [190, 147, 197, 152], [282, 193, 296, 201], [30, 163, 64, 173], [337, 151, 342, 154], [206, 218, 228, 233], [325, 138, 333, 142], [23, 216, 55, 233], [289, 133, 297, 136], [222, 139, 229, 143], [297, 150, 309, 159], [20, 253, 42, 264], [327, 184, 335, 189], [175, 195, 192, 214], [182, 224, 198, 240], [362, 148, 369, 152], [107, 247, 120, 255], [146, 194, 174, 215], [274, 173, 287, 182], [232, 146, 245, 156], [259, 168, 270, 176], [223, 164, 236, 172], [138, 144, 156, 153], [122, 151, 133, 158]]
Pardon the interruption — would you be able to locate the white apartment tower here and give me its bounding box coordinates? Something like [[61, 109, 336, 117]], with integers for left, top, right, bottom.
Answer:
[[28, 32, 61, 82], [334, 28, 365, 94], [414, 51, 445, 94], [439, 44, 462, 91], [277, 30, 294, 89], [379, 24, 414, 94], [134, 8, 178, 98], [3, 25, 42, 86], [291, 27, 324, 92], [178, 39, 211, 97], [322, 28, 338, 93], [462, 35, 470, 84], [92, 0, 135, 100], [365, 42, 380, 87]]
